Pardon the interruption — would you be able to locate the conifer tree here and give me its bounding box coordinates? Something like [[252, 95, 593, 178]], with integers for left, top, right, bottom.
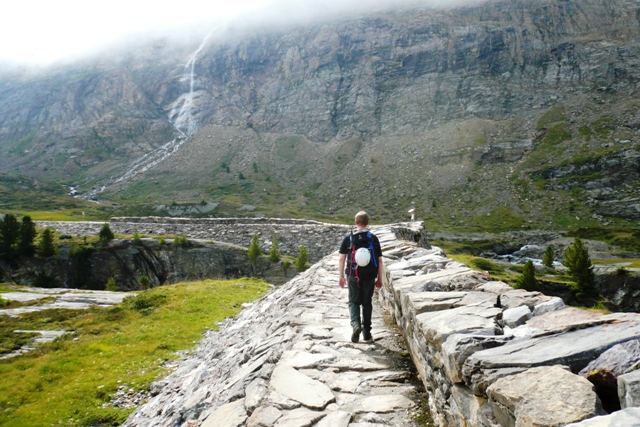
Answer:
[[516, 260, 538, 291], [139, 275, 150, 290], [295, 246, 309, 271], [268, 237, 281, 262], [37, 228, 57, 257], [18, 215, 37, 257], [248, 234, 261, 269], [542, 245, 555, 268], [99, 223, 115, 243], [0, 213, 21, 260], [563, 238, 598, 301]]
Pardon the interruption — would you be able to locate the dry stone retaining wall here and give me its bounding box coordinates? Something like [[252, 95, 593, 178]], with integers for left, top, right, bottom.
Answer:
[[378, 228, 640, 426]]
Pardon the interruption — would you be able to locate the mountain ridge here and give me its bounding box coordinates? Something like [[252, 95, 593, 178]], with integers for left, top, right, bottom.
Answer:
[[0, 0, 639, 228]]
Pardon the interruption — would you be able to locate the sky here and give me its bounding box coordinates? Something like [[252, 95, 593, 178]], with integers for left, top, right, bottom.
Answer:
[[0, 0, 482, 65]]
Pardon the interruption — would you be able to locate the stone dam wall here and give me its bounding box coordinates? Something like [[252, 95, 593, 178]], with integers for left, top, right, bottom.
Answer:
[[37, 217, 356, 263], [105, 220, 640, 426]]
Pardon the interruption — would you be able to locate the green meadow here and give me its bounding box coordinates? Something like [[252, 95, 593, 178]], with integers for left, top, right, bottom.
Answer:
[[0, 279, 271, 427]]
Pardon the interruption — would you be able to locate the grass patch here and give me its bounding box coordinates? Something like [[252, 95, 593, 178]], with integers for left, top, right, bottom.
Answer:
[[0, 278, 270, 427], [542, 123, 572, 145], [536, 106, 567, 130], [448, 254, 519, 284]]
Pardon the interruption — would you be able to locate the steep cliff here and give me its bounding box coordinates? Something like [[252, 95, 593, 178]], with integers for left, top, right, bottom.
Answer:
[[0, 238, 290, 290], [0, 0, 639, 228]]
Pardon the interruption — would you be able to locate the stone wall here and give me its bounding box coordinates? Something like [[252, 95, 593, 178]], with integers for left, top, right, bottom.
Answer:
[[379, 228, 640, 426], [37, 217, 354, 263]]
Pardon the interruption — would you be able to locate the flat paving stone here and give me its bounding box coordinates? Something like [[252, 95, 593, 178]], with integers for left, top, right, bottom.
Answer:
[[269, 365, 335, 409]]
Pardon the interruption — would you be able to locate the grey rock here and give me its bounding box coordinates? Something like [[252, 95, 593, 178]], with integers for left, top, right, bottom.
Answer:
[[247, 406, 283, 427], [565, 407, 640, 426], [463, 314, 640, 381], [416, 305, 502, 348], [201, 399, 248, 427], [352, 394, 415, 413], [487, 366, 603, 427], [502, 305, 532, 328], [273, 407, 325, 427], [442, 334, 514, 384], [618, 370, 640, 410], [533, 297, 565, 317], [269, 365, 335, 409], [315, 410, 351, 427], [245, 378, 268, 413]]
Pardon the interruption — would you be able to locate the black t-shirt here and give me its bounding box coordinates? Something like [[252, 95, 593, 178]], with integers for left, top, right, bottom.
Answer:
[[339, 230, 383, 274]]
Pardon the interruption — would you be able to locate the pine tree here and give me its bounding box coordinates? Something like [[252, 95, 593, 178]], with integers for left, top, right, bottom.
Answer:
[[0, 213, 21, 260], [99, 223, 115, 243], [37, 228, 57, 257], [516, 260, 538, 291], [295, 246, 309, 271], [18, 215, 37, 257], [563, 238, 598, 301], [542, 245, 555, 268], [268, 238, 281, 262], [248, 234, 261, 267]]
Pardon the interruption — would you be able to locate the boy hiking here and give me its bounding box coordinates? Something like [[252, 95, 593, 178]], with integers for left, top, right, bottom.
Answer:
[[338, 211, 384, 343]]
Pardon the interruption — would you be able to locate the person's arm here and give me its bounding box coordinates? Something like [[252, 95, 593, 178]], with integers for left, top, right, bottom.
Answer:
[[375, 256, 384, 289], [338, 253, 347, 288]]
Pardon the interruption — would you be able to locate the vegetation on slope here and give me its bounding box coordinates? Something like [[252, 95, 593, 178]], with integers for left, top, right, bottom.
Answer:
[[0, 278, 270, 427]]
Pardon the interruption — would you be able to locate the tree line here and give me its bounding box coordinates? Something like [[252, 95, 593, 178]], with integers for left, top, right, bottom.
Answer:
[[0, 214, 57, 260]]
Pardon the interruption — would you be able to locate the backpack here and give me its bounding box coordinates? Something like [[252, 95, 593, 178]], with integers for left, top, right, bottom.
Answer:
[[348, 230, 379, 282]]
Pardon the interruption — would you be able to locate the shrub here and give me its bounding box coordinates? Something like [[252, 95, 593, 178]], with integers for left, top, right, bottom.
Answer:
[[268, 238, 281, 262], [99, 223, 114, 243], [471, 258, 503, 273], [138, 275, 151, 290], [105, 277, 118, 291], [123, 291, 167, 311], [33, 270, 58, 288], [37, 228, 58, 257], [295, 246, 309, 271], [282, 259, 291, 274], [172, 234, 189, 247], [616, 267, 629, 276], [132, 229, 142, 245], [542, 245, 555, 268], [515, 260, 538, 291]]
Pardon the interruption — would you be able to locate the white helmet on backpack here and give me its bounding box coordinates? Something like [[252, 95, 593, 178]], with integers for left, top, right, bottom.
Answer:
[[355, 248, 371, 267]]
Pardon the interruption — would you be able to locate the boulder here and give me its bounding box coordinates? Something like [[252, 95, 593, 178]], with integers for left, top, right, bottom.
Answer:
[[487, 366, 603, 427]]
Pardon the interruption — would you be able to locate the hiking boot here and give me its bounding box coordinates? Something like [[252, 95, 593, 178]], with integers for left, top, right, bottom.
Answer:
[[363, 331, 373, 342], [351, 325, 362, 343]]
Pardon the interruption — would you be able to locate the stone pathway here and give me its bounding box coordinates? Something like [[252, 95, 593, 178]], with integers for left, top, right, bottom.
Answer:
[[123, 225, 429, 427]]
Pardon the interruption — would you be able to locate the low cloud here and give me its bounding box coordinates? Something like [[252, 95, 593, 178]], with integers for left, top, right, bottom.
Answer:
[[0, 0, 486, 66]]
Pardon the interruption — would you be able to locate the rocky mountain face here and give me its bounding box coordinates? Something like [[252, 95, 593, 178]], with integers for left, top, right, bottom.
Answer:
[[0, 0, 639, 228]]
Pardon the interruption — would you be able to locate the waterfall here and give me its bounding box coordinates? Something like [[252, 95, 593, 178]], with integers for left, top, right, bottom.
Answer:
[[79, 31, 214, 200]]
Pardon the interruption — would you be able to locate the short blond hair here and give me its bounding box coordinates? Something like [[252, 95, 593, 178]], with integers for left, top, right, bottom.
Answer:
[[355, 211, 369, 226]]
